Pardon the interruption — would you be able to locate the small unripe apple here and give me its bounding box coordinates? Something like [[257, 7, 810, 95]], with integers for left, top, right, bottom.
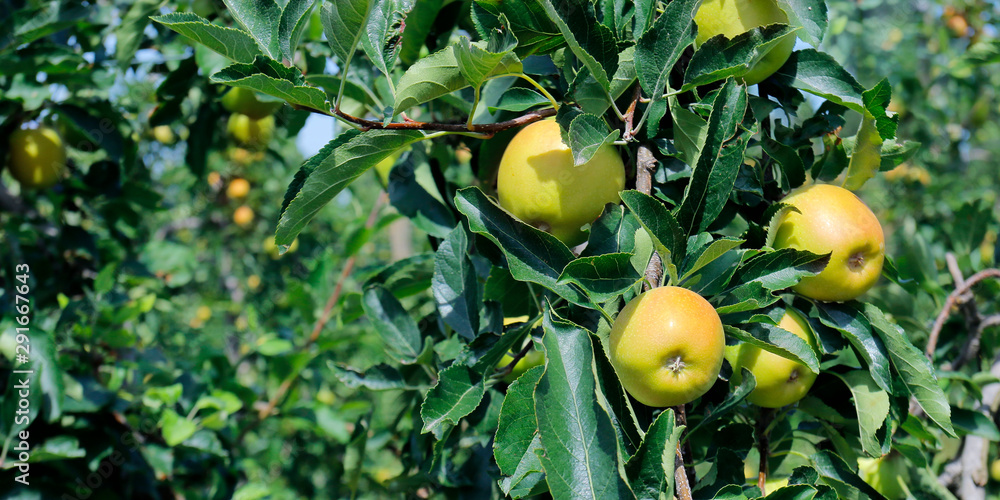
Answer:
[[497, 119, 625, 246], [221, 87, 283, 119], [7, 127, 66, 189], [233, 205, 255, 227], [990, 458, 1000, 482], [609, 286, 725, 407], [227, 178, 250, 199], [227, 114, 275, 149], [694, 0, 797, 85], [152, 125, 176, 145], [726, 308, 817, 408], [771, 184, 885, 302]]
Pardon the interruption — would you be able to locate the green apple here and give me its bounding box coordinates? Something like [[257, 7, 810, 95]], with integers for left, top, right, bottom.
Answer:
[[990, 458, 1000, 482], [694, 0, 797, 85], [221, 87, 283, 119], [609, 286, 725, 407], [497, 119, 625, 246], [771, 184, 885, 302], [227, 114, 275, 149], [7, 127, 66, 189], [727, 308, 818, 408], [858, 455, 909, 499]]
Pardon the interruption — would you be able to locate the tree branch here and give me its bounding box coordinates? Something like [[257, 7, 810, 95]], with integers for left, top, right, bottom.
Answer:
[[239, 192, 388, 441], [925, 267, 1000, 360], [674, 405, 693, 500], [636, 144, 662, 290], [293, 104, 556, 136]]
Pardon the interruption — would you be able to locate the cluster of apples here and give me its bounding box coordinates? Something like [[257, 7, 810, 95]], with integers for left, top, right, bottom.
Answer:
[[222, 87, 281, 149], [492, 0, 887, 414]]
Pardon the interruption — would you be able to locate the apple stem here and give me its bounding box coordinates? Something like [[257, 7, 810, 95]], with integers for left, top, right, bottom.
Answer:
[[757, 407, 774, 495]]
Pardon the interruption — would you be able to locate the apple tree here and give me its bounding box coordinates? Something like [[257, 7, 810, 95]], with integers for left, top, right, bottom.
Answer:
[[2, 0, 999, 498]]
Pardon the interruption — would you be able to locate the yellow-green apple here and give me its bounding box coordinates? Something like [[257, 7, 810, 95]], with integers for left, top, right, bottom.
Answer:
[[221, 87, 283, 119], [227, 114, 275, 149], [7, 127, 66, 189], [497, 119, 625, 246], [726, 308, 817, 407], [771, 183, 885, 302], [694, 0, 797, 85], [858, 454, 910, 499], [609, 286, 725, 407]]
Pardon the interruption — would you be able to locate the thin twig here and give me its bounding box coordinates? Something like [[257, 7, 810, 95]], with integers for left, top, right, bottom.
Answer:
[[925, 268, 1000, 360], [239, 193, 388, 441], [623, 84, 642, 141], [636, 144, 662, 290], [757, 408, 774, 495], [293, 104, 556, 135]]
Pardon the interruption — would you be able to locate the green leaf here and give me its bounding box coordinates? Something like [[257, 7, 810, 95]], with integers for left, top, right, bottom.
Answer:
[[680, 237, 745, 282], [815, 302, 892, 392], [420, 364, 486, 439], [687, 367, 757, 435], [567, 113, 620, 166], [307, 74, 383, 109], [842, 138, 920, 173], [772, 50, 868, 117], [676, 79, 755, 235], [399, 0, 444, 65], [161, 409, 198, 447], [320, 0, 373, 66], [361, 285, 423, 363], [861, 78, 897, 140], [762, 138, 806, 189], [778, 0, 827, 47], [361, 0, 410, 84], [951, 408, 1000, 440], [211, 56, 329, 110], [831, 370, 890, 457], [558, 253, 642, 303], [864, 303, 955, 437], [454, 187, 588, 306], [842, 114, 883, 191], [582, 206, 643, 258], [152, 12, 263, 64], [811, 451, 886, 500], [276, 129, 423, 245], [634, 0, 699, 97], [728, 248, 829, 294], [495, 365, 544, 475], [537, 0, 618, 91], [534, 312, 634, 499], [472, 0, 563, 57], [432, 225, 480, 340], [726, 321, 819, 374], [223, 0, 283, 59], [331, 363, 426, 391], [620, 190, 685, 285], [455, 31, 522, 89], [117, 0, 162, 66], [489, 87, 550, 113], [394, 46, 469, 115], [683, 25, 799, 89], [625, 409, 681, 500], [278, 0, 317, 61], [670, 96, 709, 166]]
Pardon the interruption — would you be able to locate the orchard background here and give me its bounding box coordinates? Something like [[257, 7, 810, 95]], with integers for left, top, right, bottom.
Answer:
[[0, 0, 999, 499]]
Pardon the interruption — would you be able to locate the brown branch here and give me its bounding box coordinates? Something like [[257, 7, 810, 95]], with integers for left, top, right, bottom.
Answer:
[[925, 267, 1000, 360], [674, 405, 693, 500], [623, 84, 642, 141], [493, 341, 534, 380], [636, 144, 662, 290], [293, 104, 556, 135], [239, 192, 388, 441]]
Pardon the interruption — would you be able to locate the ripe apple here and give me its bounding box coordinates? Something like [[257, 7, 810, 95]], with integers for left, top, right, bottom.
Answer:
[[496, 119, 625, 246], [609, 286, 725, 407], [221, 87, 283, 119], [770, 184, 885, 302], [726, 308, 817, 408], [152, 125, 176, 145], [227, 114, 275, 149], [858, 454, 909, 499], [233, 205, 255, 227], [694, 0, 797, 85], [227, 178, 250, 199], [7, 127, 66, 189]]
